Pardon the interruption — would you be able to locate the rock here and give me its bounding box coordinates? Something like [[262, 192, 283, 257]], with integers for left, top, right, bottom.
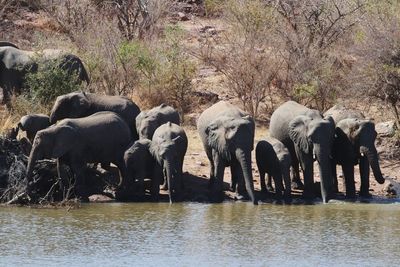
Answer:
[[383, 178, 400, 197], [375, 121, 397, 137], [177, 12, 190, 21]]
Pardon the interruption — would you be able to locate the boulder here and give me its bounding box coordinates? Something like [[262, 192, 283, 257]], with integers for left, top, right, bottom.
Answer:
[[376, 121, 397, 137]]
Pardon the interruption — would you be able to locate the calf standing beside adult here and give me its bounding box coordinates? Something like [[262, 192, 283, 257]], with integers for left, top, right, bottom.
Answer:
[[197, 101, 257, 204]]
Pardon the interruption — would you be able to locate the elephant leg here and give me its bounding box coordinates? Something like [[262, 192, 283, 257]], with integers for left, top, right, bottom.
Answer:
[[282, 167, 292, 201], [230, 164, 237, 192], [291, 155, 304, 190], [359, 156, 371, 198], [272, 173, 284, 200], [298, 154, 314, 200], [267, 173, 274, 192], [207, 148, 216, 188], [209, 150, 225, 203], [233, 162, 247, 201], [332, 161, 339, 194], [259, 170, 267, 193], [150, 164, 163, 201], [342, 164, 356, 199], [71, 160, 89, 202]]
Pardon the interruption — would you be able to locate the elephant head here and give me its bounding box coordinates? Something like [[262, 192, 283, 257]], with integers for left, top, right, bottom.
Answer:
[[206, 115, 256, 204], [137, 113, 159, 140], [26, 125, 77, 180], [337, 118, 385, 184], [289, 115, 335, 202], [49, 92, 89, 124], [151, 135, 185, 203]]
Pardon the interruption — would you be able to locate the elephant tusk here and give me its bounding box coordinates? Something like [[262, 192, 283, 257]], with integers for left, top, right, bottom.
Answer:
[[313, 154, 316, 160], [361, 152, 365, 157]]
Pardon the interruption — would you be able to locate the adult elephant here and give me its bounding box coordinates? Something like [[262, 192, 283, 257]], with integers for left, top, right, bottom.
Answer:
[[324, 105, 385, 198], [269, 101, 335, 203], [50, 92, 140, 139], [0, 46, 89, 103], [150, 122, 188, 203], [26, 111, 131, 199], [136, 103, 180, 140], [197, 101, 257, 205]]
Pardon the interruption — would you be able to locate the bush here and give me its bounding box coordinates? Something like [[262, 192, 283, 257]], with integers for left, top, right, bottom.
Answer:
[[24, 58, 84, 107]]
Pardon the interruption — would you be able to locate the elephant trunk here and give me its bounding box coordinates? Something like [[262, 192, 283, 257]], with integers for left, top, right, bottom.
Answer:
[[235, 148, 257, 205], [315, 146, 333, 203], [164, 159, 174, 204], [361, 146, 385, 184]]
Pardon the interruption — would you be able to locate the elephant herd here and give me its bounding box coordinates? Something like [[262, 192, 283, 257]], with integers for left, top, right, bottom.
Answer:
[[12, 91, 385, 205]]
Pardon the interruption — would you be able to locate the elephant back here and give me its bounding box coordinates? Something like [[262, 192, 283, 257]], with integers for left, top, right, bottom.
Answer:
[[324, 104, 365, 124]]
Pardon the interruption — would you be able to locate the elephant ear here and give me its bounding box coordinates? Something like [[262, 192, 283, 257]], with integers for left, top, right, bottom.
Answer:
[[52, 126, 77, 158], [289, 115, 310, 153]]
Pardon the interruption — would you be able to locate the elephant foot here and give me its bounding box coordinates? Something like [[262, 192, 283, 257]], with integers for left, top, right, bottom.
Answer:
[[302, 188, 315, 201], [208, 177, 216, 189], [359, 191, 372, 199], [208, 191, 224, 203], [292, 180, 304, 190], [345, 191, 356, 199], [266, 184, 274, 192]]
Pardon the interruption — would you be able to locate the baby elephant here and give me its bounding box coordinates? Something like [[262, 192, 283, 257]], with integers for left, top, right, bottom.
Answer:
[[256, 137, 291, 200], [16, 114, 51, 143], [151, 122, 188, 203], [121, 139, 159, 200]]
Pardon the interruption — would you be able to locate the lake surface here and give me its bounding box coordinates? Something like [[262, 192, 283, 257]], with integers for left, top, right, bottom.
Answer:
[[1, 201, 400, 267]]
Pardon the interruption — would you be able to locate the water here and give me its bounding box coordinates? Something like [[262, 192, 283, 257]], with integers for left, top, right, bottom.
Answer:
[[1, 202, 400, 267]]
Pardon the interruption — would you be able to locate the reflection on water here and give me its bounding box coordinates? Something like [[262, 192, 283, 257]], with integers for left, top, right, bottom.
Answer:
[[0, 202, 399, 266]]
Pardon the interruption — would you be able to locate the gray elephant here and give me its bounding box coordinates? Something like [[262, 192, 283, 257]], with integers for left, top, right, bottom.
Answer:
[[136, 103, 180, 140], [149, 122, 187, 203], [325, 105, 385, 197], [120, 139, 160, 200], [255, 137, 291, 200], [0, 46, 89, 103], [197, 101, 257, 204], [49, 92, 140, 139], [14, 114, 50, 143], [269, 101, 335, 203], [0, 41, 18, 48], [26, 111, 131, 199]]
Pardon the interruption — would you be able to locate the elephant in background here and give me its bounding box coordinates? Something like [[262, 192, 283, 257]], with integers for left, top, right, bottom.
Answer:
[[150, 122, 188, 203], [0, 46, 89, 103], [120, 139, 160, 200], [14, 114, 50, 143], [49, 92, 140, 139], [256, 136, 291, 200], [269, 101, 335, 203], [197, 101, 257, 204], [325, 105, 385, 197], [26, 111, 131, 199], [136, 103, 180, 140]]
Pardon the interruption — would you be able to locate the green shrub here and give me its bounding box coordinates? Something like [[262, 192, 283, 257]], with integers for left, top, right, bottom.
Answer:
[[24, 58, 83, 107]]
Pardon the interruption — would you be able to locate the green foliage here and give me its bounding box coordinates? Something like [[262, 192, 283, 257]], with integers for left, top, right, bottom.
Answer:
[[24, 58, 83, 106]]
